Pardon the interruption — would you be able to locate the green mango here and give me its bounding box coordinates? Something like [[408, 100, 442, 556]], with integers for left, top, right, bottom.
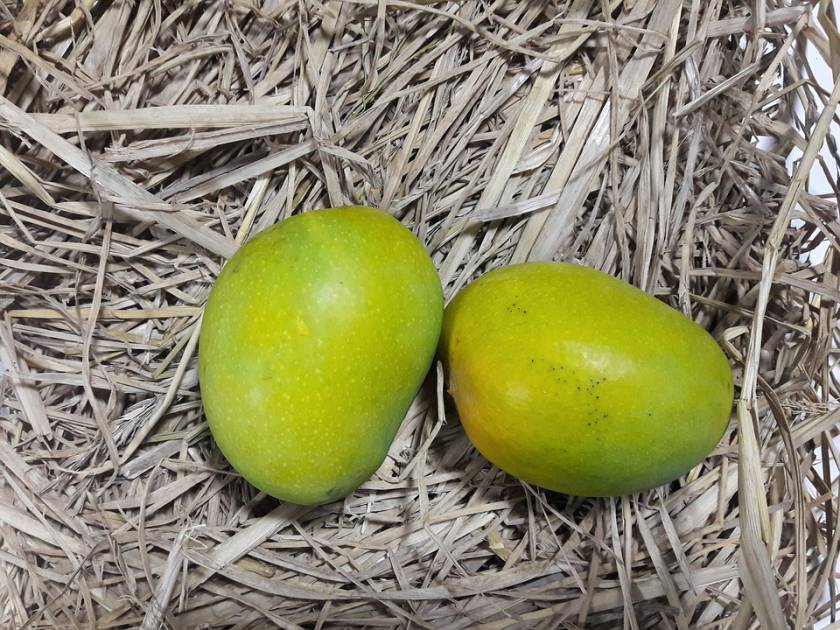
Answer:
[[199, 207, 443, 505], [440, 262, 733, 496]]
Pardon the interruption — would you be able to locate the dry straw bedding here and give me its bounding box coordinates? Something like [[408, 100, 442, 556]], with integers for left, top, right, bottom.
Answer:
[[0, 0, 839, 628]]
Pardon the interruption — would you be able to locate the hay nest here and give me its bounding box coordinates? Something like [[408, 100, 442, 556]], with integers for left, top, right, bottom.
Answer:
[[1, 0, 839, 628]]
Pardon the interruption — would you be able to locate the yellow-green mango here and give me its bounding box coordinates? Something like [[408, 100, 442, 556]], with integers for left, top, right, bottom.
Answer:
[[199, 207, 443, 505], [440, 262, 733, 497]]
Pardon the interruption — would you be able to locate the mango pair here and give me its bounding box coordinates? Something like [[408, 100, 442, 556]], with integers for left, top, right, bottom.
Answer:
[[199, 207, 732, 505]]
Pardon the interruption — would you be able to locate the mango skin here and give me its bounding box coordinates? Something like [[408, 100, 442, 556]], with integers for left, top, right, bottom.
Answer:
[[199, 206, 443, 505], [441, 262, 733, 497]]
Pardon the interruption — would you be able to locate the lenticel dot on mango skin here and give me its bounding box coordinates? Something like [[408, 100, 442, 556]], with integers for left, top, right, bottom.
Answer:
[[199, 206, 444, 506], [440, 262, 734, 497]]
